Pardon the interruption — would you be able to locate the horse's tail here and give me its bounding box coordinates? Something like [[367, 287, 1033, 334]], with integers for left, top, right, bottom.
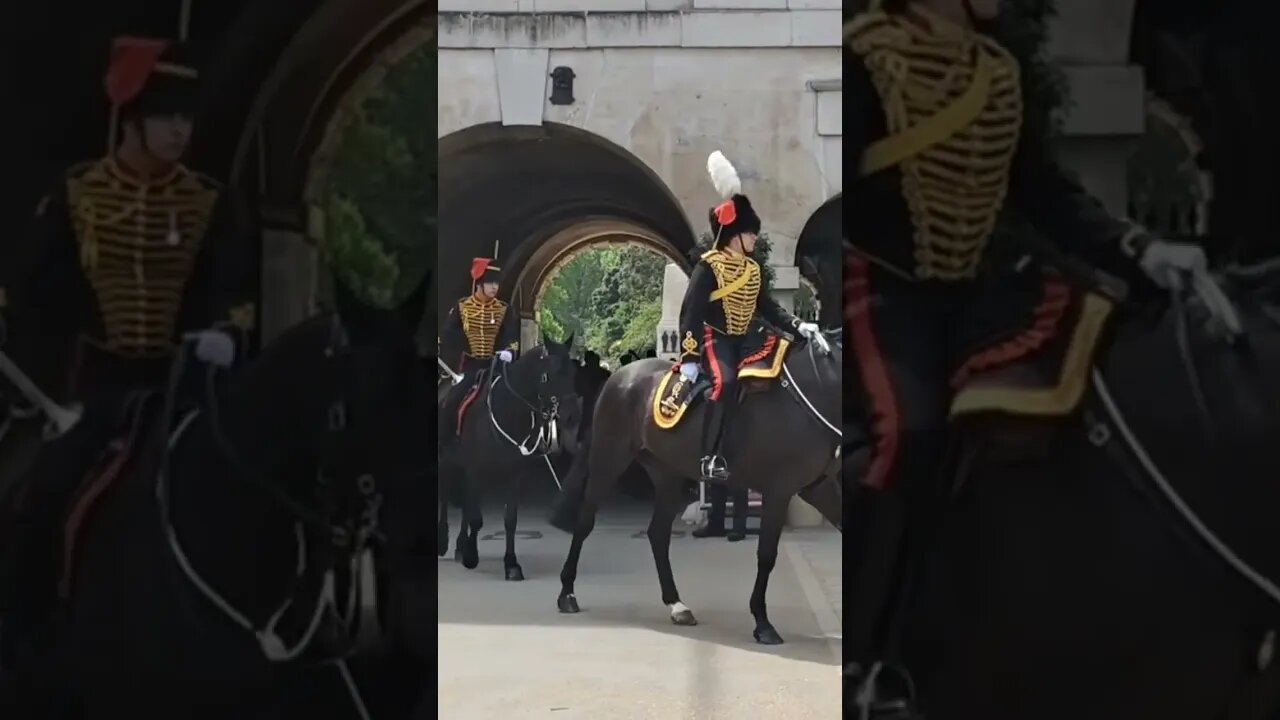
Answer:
[[548, 436, 591, 534]]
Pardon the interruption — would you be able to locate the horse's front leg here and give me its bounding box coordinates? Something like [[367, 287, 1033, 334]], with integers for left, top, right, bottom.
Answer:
[[750, 492, 790, 645], [503, 472, 524, 581], [647, 471, 695, 626]]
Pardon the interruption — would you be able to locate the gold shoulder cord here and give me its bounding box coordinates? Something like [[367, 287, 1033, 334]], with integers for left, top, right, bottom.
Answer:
[[849, 12, 1024, 281]]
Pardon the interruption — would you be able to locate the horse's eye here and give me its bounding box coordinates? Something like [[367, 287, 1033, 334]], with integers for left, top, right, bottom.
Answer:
[[541, 373, 548, 383]]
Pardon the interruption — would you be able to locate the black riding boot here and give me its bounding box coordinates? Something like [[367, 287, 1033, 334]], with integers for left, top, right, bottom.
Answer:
[[846, 482, 921, 720], [699, 398, 730, 481], [692, 484, 749, 541], [692, 483, 728, 538]]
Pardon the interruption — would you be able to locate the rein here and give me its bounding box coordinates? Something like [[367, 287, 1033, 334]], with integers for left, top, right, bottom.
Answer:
[[152, 320, 380, 718], [780, 335, 842, 439], [485, 349, 568, 458]]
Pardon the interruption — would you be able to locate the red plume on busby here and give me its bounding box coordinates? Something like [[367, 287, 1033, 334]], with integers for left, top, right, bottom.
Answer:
[[706, 151, 762, 247], [470, 242, 503, 292]]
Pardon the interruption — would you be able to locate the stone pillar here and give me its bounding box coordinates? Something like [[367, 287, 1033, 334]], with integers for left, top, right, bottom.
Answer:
[[656, 263, 688, 362], [521, 317, 539, 354], [260, 228, 318, 345]]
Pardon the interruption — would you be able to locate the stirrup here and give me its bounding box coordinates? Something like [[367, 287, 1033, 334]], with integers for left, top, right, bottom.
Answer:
[[849, 662, 920, 720], [699, 454, 729, 480]]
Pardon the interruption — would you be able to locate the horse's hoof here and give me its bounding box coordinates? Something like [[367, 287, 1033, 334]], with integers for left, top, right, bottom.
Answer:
[[753, 625, 785, 645], [557, 594, 580, 613], [505, 565, 525, 581], [669, 602, 698, 626], [454, 547, 464, 564], [462, 551, 479, 570]]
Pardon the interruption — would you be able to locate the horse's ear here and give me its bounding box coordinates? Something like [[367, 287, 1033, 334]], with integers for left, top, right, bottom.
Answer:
[[330, 272, 425, 345]]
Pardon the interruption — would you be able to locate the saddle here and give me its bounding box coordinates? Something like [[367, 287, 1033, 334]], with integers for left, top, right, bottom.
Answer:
[[949, 280, 1114, 421], [652, 335, 792, 430], [59, 391, 163, 599]]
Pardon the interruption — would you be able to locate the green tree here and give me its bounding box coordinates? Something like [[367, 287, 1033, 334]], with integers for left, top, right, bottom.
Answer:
[[320, 42, 436, 309]]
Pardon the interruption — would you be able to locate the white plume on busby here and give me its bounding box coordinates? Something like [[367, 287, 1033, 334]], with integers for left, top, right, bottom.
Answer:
[[707, 151, 741, 199], [705, 150, 760, 246]]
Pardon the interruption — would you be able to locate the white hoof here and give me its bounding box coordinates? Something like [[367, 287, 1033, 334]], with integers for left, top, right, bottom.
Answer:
[[669, 601, 698, 626]]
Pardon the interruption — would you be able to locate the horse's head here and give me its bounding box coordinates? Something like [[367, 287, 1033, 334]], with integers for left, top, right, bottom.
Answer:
[[507, 333, 581, 452], [221, 273, 433, 554]]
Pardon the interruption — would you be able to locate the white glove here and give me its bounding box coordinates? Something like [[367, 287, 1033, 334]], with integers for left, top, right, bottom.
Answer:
[[1139, 240, 1208, 289], [679, 362, 699, 382], [796, 322, 821, 340], [192, 329, 235, 368], [497, 350, 513, 363]]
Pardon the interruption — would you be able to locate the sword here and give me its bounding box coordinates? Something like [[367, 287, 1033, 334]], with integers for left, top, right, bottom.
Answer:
[[0, 349, 83, 439], [437, 357, 462, 385]]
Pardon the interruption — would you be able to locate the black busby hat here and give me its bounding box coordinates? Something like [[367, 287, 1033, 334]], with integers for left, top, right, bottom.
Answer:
[[706, 151, 762, 248], [105, 37, 200, 145]]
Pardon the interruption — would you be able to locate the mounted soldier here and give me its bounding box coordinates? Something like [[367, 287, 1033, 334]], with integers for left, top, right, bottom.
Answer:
[[844, 2, 1238, 717], [677, 151, 823, 482], [0, 36, 257, 648], [438, 249, 520, 442]]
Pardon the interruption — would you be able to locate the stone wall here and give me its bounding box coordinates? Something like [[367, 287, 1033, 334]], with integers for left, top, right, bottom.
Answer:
[[438, 5, 842, 283]]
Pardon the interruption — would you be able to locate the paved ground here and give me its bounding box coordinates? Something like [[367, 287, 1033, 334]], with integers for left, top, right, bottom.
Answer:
[[438, 502, 842, 720]]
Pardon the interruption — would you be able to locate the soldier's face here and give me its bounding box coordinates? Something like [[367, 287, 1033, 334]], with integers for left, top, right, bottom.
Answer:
[[480, 282, 499, 299], [738, 232, 758, 253], [142, 113, 193, 164]]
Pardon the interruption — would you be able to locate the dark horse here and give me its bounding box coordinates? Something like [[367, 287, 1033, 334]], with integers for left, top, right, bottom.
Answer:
[[437, 337, 580, 581], [550, 331, 843, 644], [1, 277, 433, 719], [860, 262, 1280, 719]]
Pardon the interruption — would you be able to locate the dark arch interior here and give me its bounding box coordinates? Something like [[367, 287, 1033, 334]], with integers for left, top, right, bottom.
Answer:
[[437, 122, 695, 323]]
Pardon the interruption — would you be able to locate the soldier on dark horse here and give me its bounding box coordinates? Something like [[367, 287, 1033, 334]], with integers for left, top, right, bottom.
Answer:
[[0, 35, 257, 654], [844, 3, 1278, 719], [438, 251, 519, 431], [550, 150, 842, 645], [438, 251, 579, 581]]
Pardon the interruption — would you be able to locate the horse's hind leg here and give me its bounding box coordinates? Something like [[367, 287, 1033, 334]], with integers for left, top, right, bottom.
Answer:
[[750, 493, 792, 645], [502, 475, 524, 581], [642, 463, 696, 626], [798, 475, 842, 531], [437, 472, 450, 557]]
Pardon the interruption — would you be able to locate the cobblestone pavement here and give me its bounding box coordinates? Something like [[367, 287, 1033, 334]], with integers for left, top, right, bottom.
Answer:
[[438, 505, 842, 719]]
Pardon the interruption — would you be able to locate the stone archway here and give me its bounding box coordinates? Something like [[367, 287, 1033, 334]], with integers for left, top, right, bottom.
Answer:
[[437, 122, 695, 339], [211, 1, 435, 341]]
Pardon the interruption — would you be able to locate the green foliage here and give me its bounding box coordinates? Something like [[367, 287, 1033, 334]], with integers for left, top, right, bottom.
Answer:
[[538, 245, 668, 367], [320, 42, 436, 309]]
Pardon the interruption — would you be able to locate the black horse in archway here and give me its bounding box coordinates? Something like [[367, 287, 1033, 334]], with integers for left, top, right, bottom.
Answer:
[[550, 330, 842, 645], [0, 276, 434, 719], [850, 260, 1280, 720], [437, 338, 580, 581]]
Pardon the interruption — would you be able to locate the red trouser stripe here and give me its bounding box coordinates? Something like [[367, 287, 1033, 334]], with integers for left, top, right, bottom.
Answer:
[[704, 325, 725, 401], [846, 256, 900, 490]]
